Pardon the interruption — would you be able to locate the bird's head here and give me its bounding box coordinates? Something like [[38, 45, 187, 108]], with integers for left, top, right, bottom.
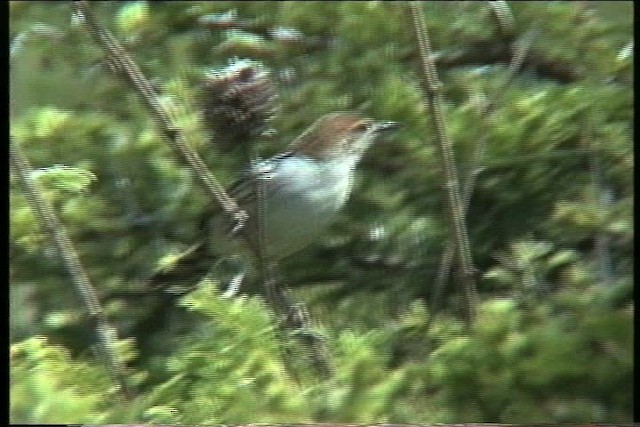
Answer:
[[289, 112, 399, 161]]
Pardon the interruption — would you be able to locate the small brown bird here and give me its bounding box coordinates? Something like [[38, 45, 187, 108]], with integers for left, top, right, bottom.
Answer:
[[148, 111, 398, 291]]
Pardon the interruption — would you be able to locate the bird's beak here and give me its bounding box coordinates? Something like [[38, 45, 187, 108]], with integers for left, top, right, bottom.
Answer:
[[375, 121, 400, 133]]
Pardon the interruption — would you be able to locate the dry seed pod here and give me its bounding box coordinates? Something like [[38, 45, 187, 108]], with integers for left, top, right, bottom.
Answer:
[[201, 60, 278, 151]]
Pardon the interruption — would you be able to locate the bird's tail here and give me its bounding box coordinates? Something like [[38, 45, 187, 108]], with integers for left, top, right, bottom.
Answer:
[[146, 242, 220, 295]]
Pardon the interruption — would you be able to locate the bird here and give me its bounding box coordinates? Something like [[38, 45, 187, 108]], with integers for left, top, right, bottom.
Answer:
[[146, 111, 399, 294]]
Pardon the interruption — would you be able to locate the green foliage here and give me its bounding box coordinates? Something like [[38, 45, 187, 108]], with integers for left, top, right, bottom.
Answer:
[[10, 337, 115, 424], [115, 1, 151, 35], [389, 292, 632, 423], [140, 282, 310, 423], [31, 164, 97, 195], [10, 1, 632, 424]]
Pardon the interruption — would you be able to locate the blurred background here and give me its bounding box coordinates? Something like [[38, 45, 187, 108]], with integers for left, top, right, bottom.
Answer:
[[10, 1, 633, 424]]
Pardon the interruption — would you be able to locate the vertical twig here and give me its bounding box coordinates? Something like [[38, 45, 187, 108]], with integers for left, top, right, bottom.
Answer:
[[430, 6, 536, 317], [407, 2, 479, 324], [581, 116, 614, 284], [254, 159, 334, 378]]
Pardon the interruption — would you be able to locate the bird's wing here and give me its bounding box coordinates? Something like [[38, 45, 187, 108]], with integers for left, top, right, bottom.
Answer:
[[199, 152, 294, 229], [226, 151, 294, 203]]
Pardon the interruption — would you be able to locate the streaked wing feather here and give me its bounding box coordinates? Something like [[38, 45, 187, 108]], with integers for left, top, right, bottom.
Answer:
[[199, 152, 294, 229]]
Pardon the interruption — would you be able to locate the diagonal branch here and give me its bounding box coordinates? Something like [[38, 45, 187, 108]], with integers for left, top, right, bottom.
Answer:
[[71, 1, 333, 379], [71, 0, 248, 233], [10, 138, 133, 399]]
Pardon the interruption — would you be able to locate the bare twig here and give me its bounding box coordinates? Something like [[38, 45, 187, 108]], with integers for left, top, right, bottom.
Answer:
[[430, 9, 537, 316], [487, 0, 516, 40], [254, 150, 333, 378], [10, 139, 133, 399], [71, 1, 248, 233], [407, 2, 579, 85], [72, 0, 333, 379], [581, 116, 614, 284], [407, 2, 479, 324]]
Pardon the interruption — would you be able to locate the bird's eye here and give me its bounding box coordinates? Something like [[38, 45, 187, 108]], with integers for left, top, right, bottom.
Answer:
[[352, 121, 372, 132]]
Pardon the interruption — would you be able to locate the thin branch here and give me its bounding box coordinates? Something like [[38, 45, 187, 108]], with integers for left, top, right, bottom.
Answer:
[[72, 1, 333, 379], [71, 1, 248, 233], [487, 0, 516, 40], [430, 9, 537, 316], [581, 116, 615, 285], [407, 1, 479, 324], [254, 153, 334, 377], [10, 139, 133, 399]]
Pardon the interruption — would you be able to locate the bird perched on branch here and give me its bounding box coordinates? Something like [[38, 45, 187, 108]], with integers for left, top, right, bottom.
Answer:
[[147, 111, 398, 293]]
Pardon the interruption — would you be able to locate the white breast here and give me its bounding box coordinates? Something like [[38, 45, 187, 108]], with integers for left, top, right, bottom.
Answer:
[[207, 154, 358, 260], [261, 155, 356, 257]]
